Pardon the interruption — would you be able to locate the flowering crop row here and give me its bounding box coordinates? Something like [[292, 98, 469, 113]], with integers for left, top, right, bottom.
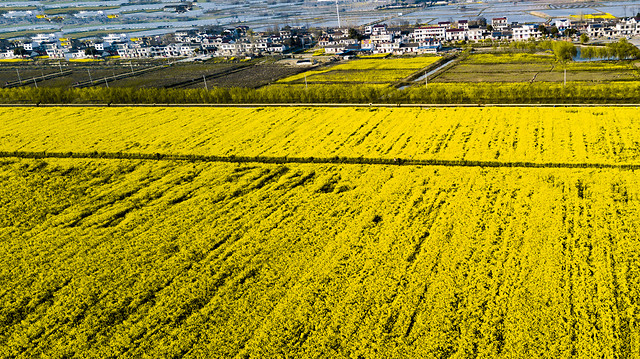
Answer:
[[463, 53, 556, 64], [3, 106, 640, 164], [1, 158, 640, 358], [278, 56, 441, 84]]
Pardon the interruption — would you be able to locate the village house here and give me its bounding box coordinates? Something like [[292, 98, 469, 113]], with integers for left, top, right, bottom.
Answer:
[[445, 28, 467, 41], [13, 11, 640, 62], [418, 40, 442, 54], [492, 17, 509, 30], [512, 25, 541, 40], [412, 25, 447, 41]]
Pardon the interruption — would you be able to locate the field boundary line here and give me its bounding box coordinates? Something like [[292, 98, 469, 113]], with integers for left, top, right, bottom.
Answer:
[[1, 150, 639, 170], [3, 103, 640, 108]]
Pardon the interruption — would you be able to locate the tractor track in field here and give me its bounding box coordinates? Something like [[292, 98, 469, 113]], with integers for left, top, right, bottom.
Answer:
[[1, 150, 639, 170]]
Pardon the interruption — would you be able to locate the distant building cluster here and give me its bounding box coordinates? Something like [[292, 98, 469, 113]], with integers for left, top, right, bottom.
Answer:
[[0, 26, 309, 60], [1, 14, 640, 61], [319, 15, 640, 56]]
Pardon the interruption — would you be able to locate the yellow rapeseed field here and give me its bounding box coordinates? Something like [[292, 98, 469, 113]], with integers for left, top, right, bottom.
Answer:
[[278, 56, 440, 84], [1, 106, 640, 164], [2, 106, 640, 358]]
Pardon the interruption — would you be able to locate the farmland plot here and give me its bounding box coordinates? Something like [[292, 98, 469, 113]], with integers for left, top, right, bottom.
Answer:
[[2, 106, 640, 358], [278, 56, 441, 85]]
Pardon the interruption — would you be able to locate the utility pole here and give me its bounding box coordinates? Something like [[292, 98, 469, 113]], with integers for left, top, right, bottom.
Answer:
[[203, 75, 208, 90], [58, 61, 63, 73], [104, 77, 109, 88], [16, 68, 21, 83], [130, 61, 134, 73], [33, 78, 38, 88], [87, 68, 93, 83], [336, 0, 341, 28]]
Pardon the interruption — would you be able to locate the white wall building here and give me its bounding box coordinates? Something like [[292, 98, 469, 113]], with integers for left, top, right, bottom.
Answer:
[[44, 43, 65, 59], [587, 23, 606, 38], [371, 33, 394, 43], [412, 26, 446, 41], [102, 33, 128, 44], [467, 28, 487, 41], [445, 28, 468, 41], [31, 33, 56, 44], [376, 41, 400, 53], [492, 17, 509, 30], [512, 25, 541, 40], [0, 50, 17, 59], [365, 24, 388, 35], [555, 18, 572, 29], [614, 20, 639, 36]]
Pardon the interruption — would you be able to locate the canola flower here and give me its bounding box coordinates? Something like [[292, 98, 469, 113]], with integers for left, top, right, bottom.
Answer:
[[1, 158, 640, 358], [2, 106, 640, 164], [278, 56, 440, 84], [2, 105, 640, 357]]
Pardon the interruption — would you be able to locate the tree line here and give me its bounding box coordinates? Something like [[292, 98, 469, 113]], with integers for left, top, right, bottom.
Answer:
[[3, 81, 640, 105], [506, 38, 640, 61], [580, 38, 640, 60]]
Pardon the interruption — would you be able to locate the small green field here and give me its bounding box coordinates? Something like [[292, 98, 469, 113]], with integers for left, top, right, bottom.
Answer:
[[44, 6, 121, 15], [108, 63, 243, 88], [0, 68, 62, 85], [120, 8, 163, 14], [0, 29, 57, 40], [64, 28, 152, 39], [0, 6, 37, 11]]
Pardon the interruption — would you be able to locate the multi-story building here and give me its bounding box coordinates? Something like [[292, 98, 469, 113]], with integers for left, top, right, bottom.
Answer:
[[492, 17, 509, 30], [417, 40, 441, 54], [587, 23, 606, 38], [44, 43, 65, 59], [512, 25, 541, 40], [614, 19, 639, 36], [31, 33, 56, 44], [376, 41, 400, 53], [467, 27, 488, 41], [371, 33, 394, 43], [445, 28, 468, 41], [102, 33, 128, 45], [365, 24, 388, 36], [555, 18, 572, 30], [412, 26, 447, 41]]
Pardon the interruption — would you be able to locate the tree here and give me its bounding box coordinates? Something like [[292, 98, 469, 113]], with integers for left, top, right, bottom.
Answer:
[[580, 33, 589, 44], [552, 41, 577, 62], [580, 45, 595, 59], [475, 17, 487, 27], [13, 46, 30, 58], [487, 25, 493, 32], [564, 28, 578, 38], [347, 28, 362, 41], [606, 38, 640, 59], [538, 25, 548, 36], [85, 47, 101, 57]]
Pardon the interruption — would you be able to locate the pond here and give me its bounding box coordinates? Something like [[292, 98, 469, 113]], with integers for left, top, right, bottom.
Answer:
[[573, 47, 620, 62]]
